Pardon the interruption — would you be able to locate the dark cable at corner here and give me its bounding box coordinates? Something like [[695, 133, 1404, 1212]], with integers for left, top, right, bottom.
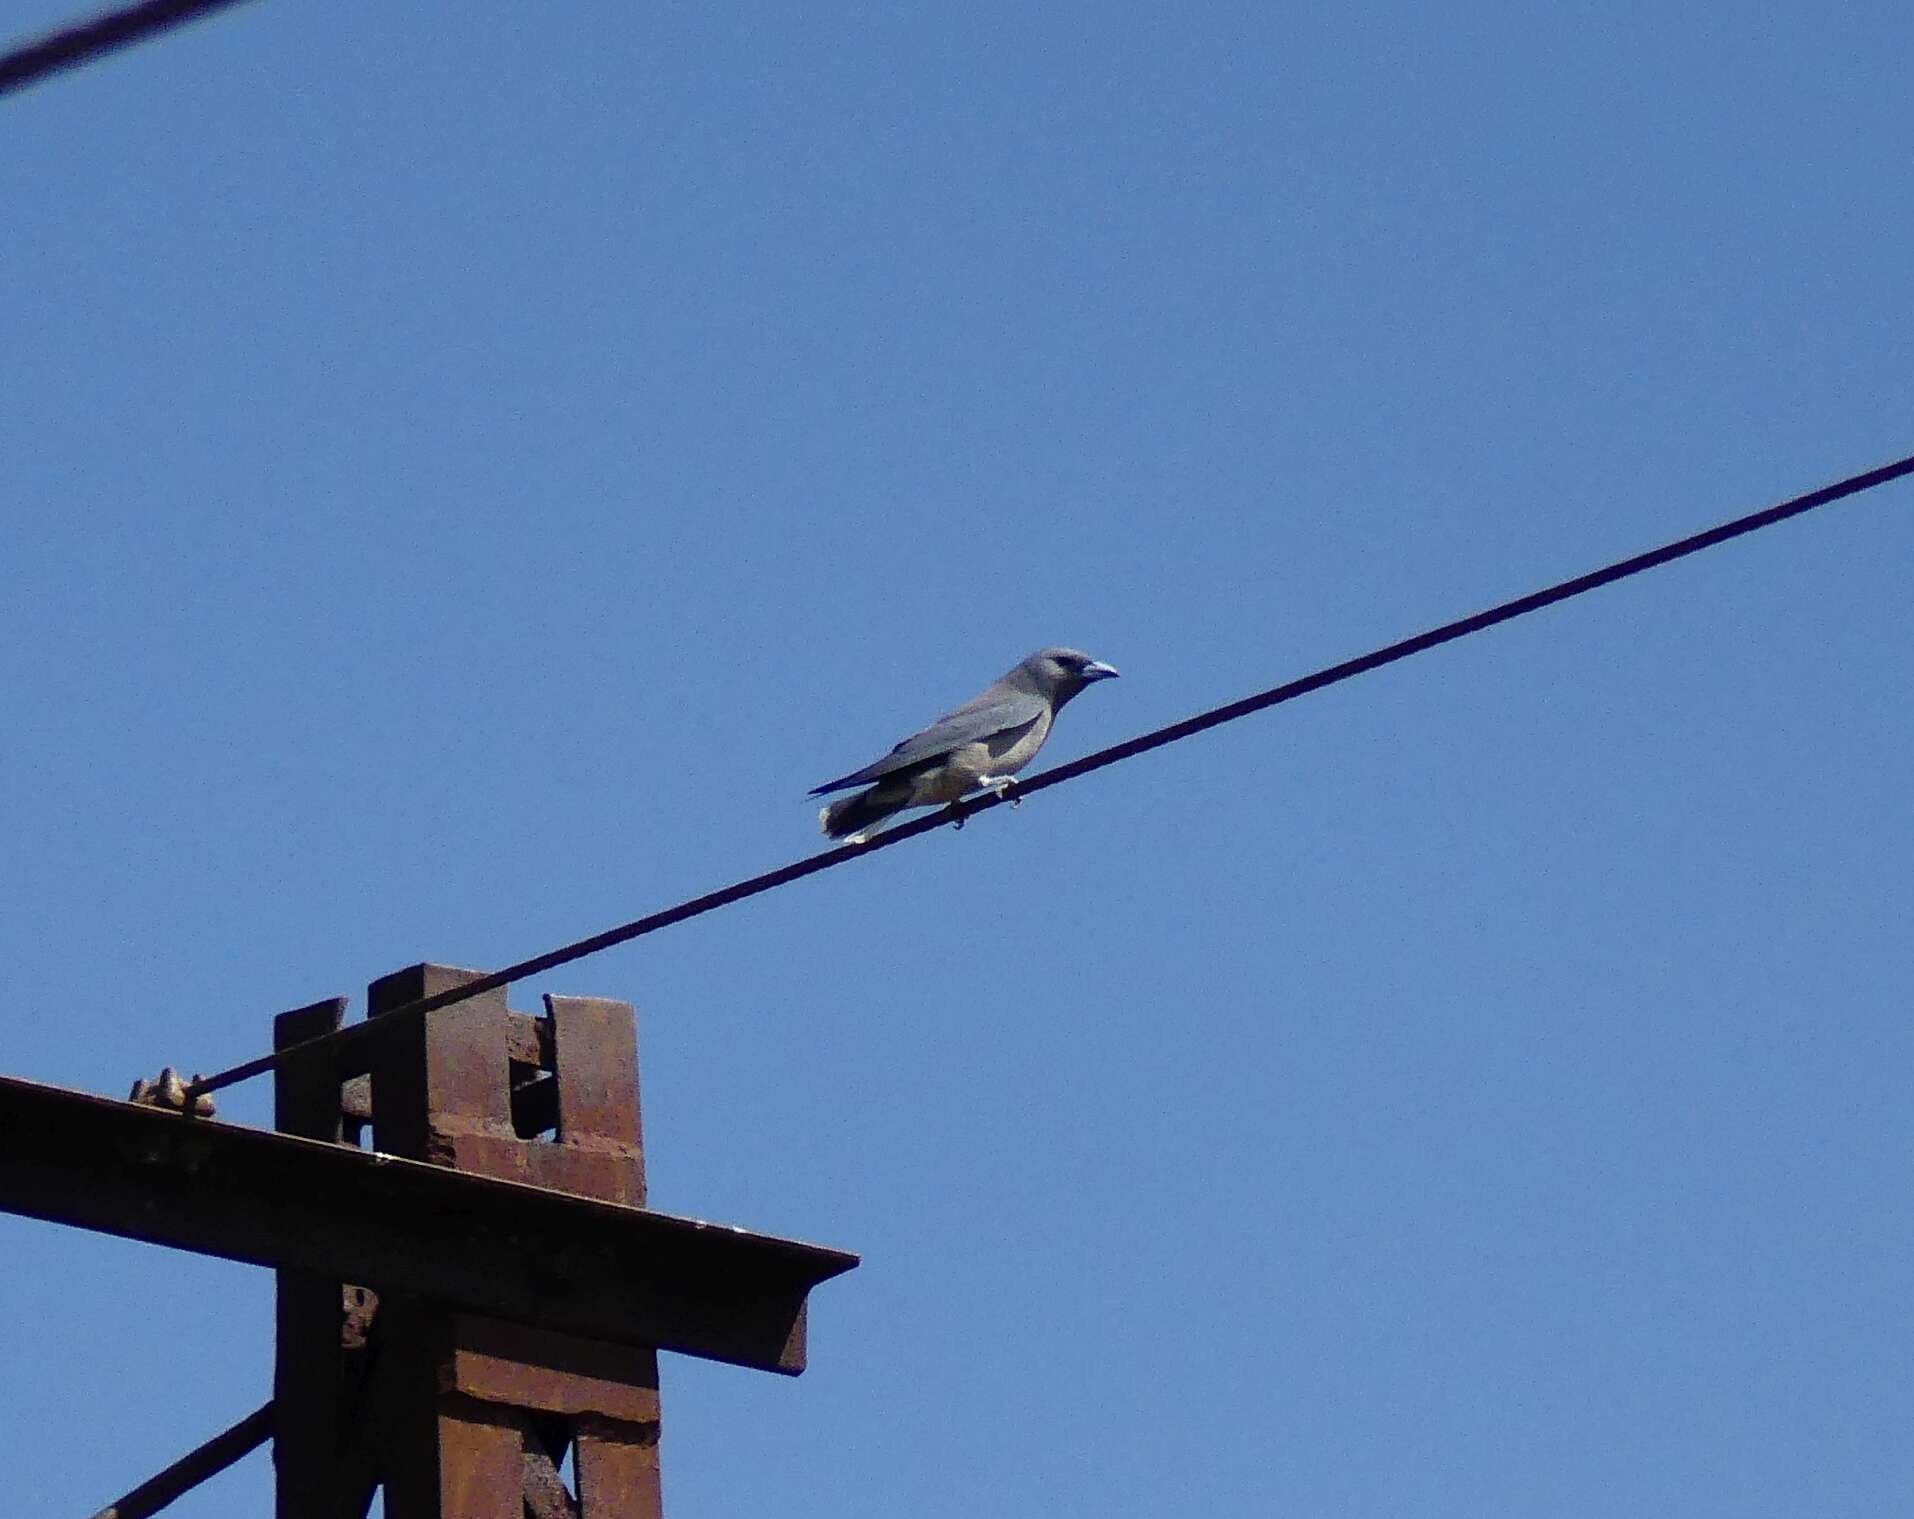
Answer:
[[0, 0, 254, 98]]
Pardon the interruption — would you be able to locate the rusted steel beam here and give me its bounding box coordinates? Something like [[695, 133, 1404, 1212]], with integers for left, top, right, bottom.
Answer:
[[273, 997, 366, 1519], [0, 1073, 856, 1374], [203, 999, 554, 1096], [361, 970, 669, 1515]]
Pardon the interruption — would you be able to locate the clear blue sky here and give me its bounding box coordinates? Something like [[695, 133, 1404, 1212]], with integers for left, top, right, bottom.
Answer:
[[4, 2, 1912, 1513]]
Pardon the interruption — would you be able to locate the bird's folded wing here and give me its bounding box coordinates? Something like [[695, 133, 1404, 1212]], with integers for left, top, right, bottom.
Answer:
[[810, 689, 1048, 794]]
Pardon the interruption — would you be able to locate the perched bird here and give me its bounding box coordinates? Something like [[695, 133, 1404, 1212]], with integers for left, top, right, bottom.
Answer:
[[812, 647, 1120, 842]]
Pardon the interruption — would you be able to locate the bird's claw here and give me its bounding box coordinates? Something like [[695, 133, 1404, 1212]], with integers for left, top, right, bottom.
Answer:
[[978, 774, 1022, 805]]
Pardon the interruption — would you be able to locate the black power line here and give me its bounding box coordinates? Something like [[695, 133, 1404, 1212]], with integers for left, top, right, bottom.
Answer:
[[87, 1399, 272, 1519], [0, 0, 253, 98], [187, 450, 1914, 1104]]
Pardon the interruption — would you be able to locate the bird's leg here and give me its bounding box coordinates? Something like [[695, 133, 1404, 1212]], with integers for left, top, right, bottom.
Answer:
[[976, 774, 1023, 806], [941, 802, 967, 831]]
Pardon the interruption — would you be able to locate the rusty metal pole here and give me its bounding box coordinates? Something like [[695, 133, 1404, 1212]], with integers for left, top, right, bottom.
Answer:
[[272, 996, 375, 1518], [273, 965, 665, 1518]]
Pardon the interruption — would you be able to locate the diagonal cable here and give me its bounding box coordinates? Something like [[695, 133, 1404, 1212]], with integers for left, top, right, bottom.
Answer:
[[186, 450, 1914, 1103], [87, 1400, 272, 1519], [0, 0, 253, 97]]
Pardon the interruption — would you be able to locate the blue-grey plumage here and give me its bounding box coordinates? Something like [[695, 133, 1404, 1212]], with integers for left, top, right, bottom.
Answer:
[[813, 647, 1120, 842]]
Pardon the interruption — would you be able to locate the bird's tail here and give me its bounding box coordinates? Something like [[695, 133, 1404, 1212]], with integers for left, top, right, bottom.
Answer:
[[819, 786, 903, 841]]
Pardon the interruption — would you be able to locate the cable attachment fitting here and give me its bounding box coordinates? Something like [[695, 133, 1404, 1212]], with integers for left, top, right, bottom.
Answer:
[[129, 1066, 217, 1118]]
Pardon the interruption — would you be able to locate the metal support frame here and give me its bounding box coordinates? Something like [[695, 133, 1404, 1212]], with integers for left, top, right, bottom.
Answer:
[[0, 1078, 849, 1368], [0, 965, 857, 1516], [274, 964, 683, 1516]]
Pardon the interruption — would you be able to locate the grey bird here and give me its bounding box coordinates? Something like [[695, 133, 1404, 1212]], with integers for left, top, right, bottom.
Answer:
[[812, 647, 1120, 842]]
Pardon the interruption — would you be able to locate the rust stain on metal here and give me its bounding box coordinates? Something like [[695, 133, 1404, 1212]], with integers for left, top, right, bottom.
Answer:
[[20, 964, 857, 1516], [260, 964, 811, 1515]]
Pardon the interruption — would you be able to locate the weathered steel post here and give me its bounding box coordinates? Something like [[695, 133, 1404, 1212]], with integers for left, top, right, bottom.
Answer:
[[275, 964, 665, 1517], [3, 966, 852, 1515]]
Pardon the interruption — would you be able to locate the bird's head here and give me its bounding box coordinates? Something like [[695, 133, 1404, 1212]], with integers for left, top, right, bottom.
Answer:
[[1014, 646, 1121, 706]]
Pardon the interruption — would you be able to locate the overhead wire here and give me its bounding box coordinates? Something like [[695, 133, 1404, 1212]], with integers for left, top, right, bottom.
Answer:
[[186, 450, 1914, 1105], [87, 1399, 273, 1519], [21, 0, 1906, 1498], [0, 0, 253, 97]]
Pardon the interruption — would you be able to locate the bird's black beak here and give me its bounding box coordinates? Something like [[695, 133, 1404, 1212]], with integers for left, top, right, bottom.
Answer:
[[1080, 660, 1120, 682]]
